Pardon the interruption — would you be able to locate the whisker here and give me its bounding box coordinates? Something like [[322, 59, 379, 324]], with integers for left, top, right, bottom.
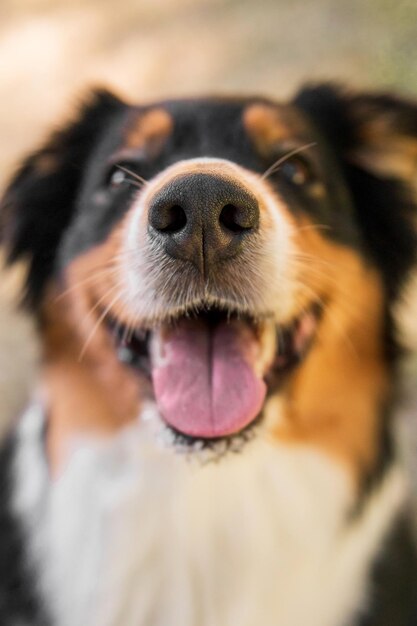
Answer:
[[290, 261, 361, 318], [261, 142, 316, 181], [293, 280, 359, 359], [81, 283, 121, 324], [54, 265, 118, 301], [116, 164, 148, 187], [124, 179, 146, 190], [122, 320, 133, 344], [287, 259, 335, 288], [292, 264, 339, 289], [321, 306, 358, 358], [112, 316, 125, 343], [293, 252, 353, 274], [78, 291, 122, 362], [128, 323, 136, 343], [295, 224, 331, 234]]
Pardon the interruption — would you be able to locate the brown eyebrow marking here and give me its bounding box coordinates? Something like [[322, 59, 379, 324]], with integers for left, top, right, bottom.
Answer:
[[244, 104, 293, 155], [124, 108, 173, 156], [244, 103, 310, 157]]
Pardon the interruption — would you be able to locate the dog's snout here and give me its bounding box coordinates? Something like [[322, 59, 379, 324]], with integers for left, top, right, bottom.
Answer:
[[148, 172, 259, 273]]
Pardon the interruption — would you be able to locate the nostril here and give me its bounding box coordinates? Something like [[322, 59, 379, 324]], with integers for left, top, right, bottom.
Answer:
[[219, 203, 258, 233], [220, 204, 244, 232], [150, 204, 187, 233], [161, 205, 187, 233]]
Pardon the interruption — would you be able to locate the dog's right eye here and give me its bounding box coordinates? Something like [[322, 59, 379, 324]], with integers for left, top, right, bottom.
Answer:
[[108, 168, 128, 188], [104, 163, 141, 191]]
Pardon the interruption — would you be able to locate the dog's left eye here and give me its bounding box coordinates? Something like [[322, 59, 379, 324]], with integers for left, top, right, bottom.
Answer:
[[279, 156, 315, 186]]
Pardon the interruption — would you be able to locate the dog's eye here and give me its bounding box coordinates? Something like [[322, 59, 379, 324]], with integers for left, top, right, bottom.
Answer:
[[104, 163, 141, 191], [109, 168, 128, 188], [279, 156, 314, 186]]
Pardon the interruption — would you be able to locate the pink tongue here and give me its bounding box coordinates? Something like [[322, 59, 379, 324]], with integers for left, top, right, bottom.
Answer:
[[151, 319, 267, 438]]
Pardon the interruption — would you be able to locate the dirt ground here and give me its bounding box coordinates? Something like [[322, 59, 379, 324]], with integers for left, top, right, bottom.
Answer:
[[1, 0, 417, 466]]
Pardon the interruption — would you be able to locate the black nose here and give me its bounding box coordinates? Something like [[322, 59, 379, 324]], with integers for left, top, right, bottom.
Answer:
[[148, 172, 259, 274]]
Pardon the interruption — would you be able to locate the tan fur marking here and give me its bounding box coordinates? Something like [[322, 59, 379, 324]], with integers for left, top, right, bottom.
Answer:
[[124, 108, 173, 156], [243, 104, 310, 156], [41, 226, 148, 474], [271, 220, 389, 481], [352, 135, 417, 179], [348, 102, 417, 179], [34, 153, 61, 176]]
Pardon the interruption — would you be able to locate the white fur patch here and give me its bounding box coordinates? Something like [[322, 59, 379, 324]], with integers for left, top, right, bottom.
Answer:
[[13, 402, 406, 626]]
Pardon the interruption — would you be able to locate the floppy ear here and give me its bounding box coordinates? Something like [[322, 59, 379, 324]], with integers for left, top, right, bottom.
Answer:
[[0, 89, 126, 308], [294, 84, 417, 300]]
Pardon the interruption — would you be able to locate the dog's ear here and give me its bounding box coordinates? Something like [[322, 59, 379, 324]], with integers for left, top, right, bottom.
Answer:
[[294, 84, 417, 299], [0, 89, 126, 308], [295, 84, 417, 179]]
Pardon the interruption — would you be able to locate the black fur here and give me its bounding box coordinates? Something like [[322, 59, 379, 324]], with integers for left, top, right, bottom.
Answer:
[[0, 435, 49, 625], [358, 514, 417, 626], [0, 89, 125, 307], [294, 84, 417, 304], [294, 84, 417, 398]]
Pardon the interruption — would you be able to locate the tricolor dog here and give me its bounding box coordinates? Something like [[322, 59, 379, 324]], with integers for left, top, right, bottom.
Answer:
[[1, 84, 417, 625]]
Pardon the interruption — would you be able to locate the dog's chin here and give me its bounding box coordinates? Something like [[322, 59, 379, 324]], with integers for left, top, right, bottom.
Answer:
[[106, 302, 320, 457]]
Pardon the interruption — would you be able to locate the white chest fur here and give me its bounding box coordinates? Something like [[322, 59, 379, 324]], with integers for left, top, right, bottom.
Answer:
[[13, 403, 406, 626]]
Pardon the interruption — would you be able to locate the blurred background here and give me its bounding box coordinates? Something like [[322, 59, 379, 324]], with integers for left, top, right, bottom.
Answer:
[[2, 0, 417, 188], [1, 0, 417, 451]]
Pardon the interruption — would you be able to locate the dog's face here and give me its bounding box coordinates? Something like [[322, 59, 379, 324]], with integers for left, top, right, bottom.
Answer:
[[2, 86, 417, 485]]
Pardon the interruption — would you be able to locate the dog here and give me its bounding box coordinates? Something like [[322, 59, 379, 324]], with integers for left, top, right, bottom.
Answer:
[[0, 83, 417, 626]]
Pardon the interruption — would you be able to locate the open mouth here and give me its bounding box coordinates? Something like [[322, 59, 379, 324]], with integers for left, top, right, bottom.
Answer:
[[109, 303, 320, 447]]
